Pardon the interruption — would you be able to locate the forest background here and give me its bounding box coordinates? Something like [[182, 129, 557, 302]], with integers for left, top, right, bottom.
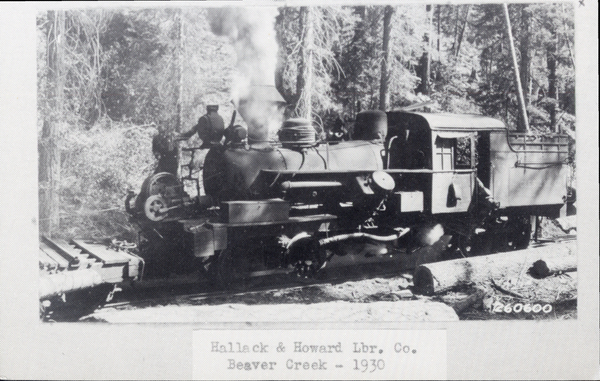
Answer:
[[37, 3, 576, 240]]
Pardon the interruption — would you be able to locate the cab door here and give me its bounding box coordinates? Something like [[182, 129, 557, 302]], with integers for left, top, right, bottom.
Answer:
[[430, 131, 475, 214]]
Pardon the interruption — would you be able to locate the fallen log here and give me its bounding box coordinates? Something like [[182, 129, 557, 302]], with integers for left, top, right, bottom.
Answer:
[[413, 242, 576, 295], [89, 300, 460, 322], [530, 256, 577, 278]]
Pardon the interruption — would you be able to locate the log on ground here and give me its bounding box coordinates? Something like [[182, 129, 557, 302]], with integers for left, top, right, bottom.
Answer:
[[530, 256, 577, 278], [88, 300, 459, 323], [413, 242, 576, 295]]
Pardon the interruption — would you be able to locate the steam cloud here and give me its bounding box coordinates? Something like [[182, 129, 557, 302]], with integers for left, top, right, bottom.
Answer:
[[417, 224, 445, 246], [207, 7, 285, 143]]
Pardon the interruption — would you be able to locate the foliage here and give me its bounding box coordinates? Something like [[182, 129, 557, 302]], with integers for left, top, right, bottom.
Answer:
[[275, 6, 356, 123], [37, 10, 111, 127], [462, 3, 575, 130], [330, 6, 383, 115], [387, 5, 430, 108], [38, 4, 576, 238], [99, 9, 171, 124], [58, 122, 156, 239]]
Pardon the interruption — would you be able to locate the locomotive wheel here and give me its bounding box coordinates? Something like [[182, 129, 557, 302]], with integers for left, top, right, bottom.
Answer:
[[486, 215, 531, 253], [449, 234, 476, 258], [139, 228, 188, 278], [452, 235, 474, 258], [448, 232, 493, 258], [215, 248, 252, 291], [287, 235, 327, 279], [510, 215, 531, 250], [462, 215, 531, 255]]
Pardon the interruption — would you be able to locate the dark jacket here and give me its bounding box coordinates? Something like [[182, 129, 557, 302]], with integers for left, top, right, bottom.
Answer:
[[181, 110, 225, 148]]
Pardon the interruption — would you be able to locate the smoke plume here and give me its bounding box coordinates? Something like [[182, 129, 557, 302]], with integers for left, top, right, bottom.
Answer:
[[207, 7, 285, 143]]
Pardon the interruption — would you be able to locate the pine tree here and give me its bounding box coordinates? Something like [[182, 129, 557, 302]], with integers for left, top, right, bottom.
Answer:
[[39, 10, 65, 236]]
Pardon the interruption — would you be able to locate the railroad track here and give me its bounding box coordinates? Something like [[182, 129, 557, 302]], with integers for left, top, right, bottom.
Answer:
[[47, 234, 576, 322], [42, 250, 412, 322], [103, 234, 577, 310], [100, 258, 413, 311]]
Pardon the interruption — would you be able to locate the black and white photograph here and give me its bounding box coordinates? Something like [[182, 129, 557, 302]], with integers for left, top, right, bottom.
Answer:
[[0, 1, 597, 379]]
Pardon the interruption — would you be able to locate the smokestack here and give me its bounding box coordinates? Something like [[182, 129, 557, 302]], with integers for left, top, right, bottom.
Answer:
[[207, 7, 286, 143], [235, 85, 286, 143]]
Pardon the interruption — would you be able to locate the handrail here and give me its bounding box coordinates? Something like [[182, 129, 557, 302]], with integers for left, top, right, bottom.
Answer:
[[514, 161, 567, 169], [386, 135, 399, 169], [505, 130, 569, 154], [181, 146, 204, 152], [261, 168, 475, 175]]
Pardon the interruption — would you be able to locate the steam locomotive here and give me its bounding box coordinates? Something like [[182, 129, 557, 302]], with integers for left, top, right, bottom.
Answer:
[[38, 104, 570, 318], [123, 108, 570, 289]]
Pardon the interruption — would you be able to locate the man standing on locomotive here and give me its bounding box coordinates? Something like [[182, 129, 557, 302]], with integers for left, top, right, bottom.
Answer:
[[176, 104, 225, 148], [174, 104, 226, 173]]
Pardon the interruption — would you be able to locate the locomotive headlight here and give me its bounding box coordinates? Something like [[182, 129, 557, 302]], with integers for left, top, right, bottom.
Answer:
[[369, 171, 395, 194]]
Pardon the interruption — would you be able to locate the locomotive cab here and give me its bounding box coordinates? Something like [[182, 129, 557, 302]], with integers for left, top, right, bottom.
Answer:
[[384, 111, 569, 255], [385, 111, 506, 215]]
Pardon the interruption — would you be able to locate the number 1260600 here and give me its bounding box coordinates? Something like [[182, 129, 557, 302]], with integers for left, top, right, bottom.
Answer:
[[492, 302, 553, 314]]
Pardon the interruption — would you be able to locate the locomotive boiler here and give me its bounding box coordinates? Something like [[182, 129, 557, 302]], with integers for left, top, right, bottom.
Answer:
[[125, 107, 570, 290]]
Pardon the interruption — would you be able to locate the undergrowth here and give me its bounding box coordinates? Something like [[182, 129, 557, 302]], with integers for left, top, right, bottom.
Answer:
[[53, 121, 157, 240]]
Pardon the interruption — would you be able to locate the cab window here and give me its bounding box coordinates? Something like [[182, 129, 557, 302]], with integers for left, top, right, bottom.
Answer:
[[434, 135, 473, 170]]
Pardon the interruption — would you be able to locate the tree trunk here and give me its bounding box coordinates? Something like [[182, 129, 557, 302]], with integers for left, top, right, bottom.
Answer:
[[502, 4, 529, 133], [426, 4, 432, 90], [296, 9, 306, 107], [89, 12, 103, 125], [174, 10, 184, 133], [40, 10, 65, 237], [547, 31, 558, 132], [379, 6, 394, 111], [299, 6, 314, 121], [436, 5, 441, 57], [561, 3, 575, 68], [417, 5, 433, 95], [175, 10, 184, 177], [519, 5, 531, 106], [454, 5, 470, 58], [452, 6, 459, 56], [413, 242, 575, 295]]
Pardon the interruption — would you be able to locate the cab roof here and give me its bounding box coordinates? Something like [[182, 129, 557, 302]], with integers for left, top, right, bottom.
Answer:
[[387, 111, 507, 131]]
